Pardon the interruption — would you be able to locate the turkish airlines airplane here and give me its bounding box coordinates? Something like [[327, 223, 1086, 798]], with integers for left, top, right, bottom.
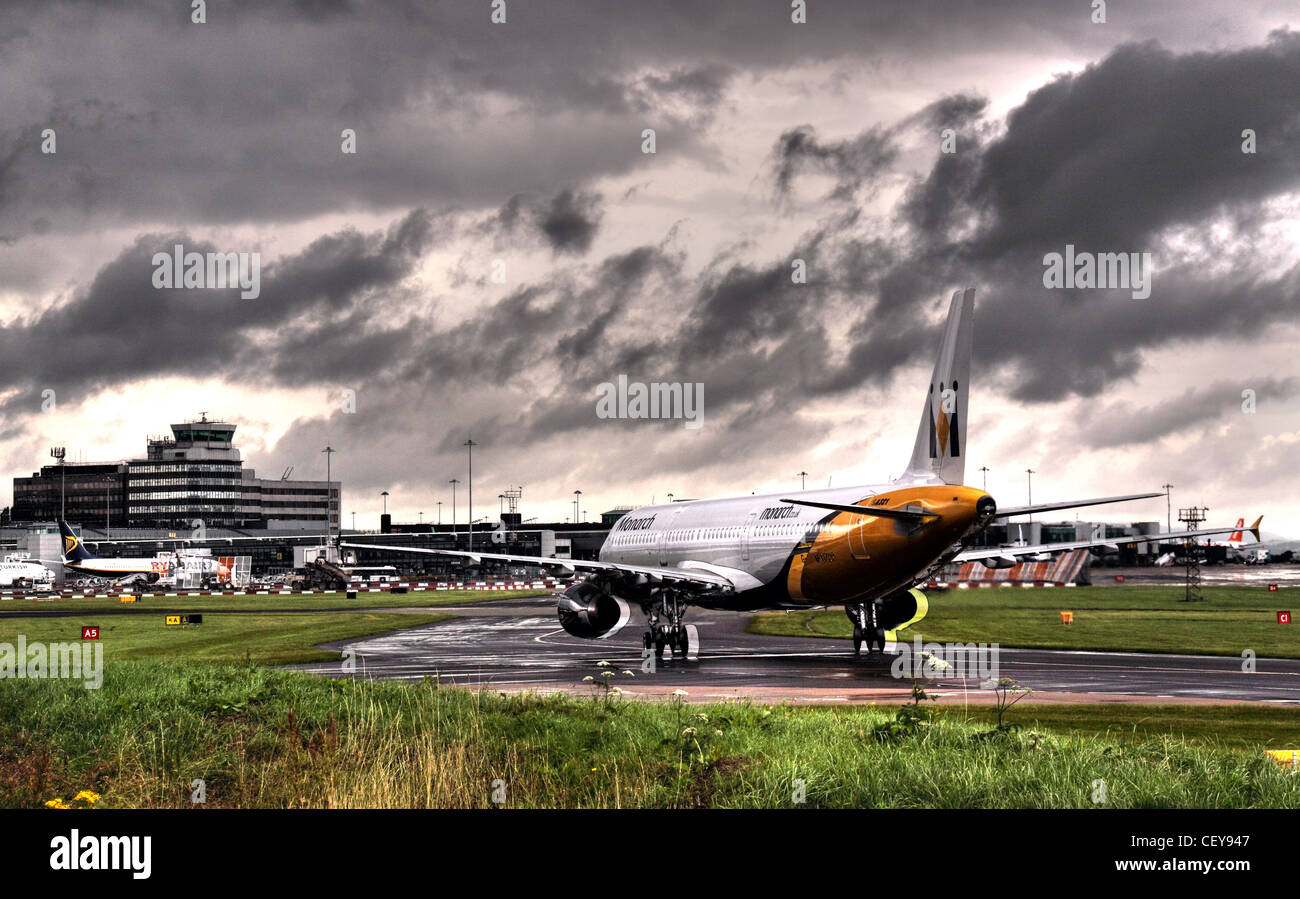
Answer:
[[0, 557, 56, 590], [344, 288, 1258, 659]]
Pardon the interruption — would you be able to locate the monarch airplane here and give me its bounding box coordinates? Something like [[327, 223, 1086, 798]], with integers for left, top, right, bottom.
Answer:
[[343, 288, 1258, 660]]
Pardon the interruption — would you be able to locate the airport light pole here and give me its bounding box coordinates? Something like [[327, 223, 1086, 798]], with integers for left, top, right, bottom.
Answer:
[[573, 490, 582, 524], [465, 439, 478, 553], [50, 447, 66, 520], [322, 446, 336, 547], [797, 471, 808, 490], [1161, 483, 1174, 534], [1025, 469, 1035, 524], [449, 480, 460, 536], [979, 466, 990, 491], [437, 501, 442, 525]]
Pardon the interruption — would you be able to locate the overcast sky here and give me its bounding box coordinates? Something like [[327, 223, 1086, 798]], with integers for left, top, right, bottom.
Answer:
[[1, 0, 1298, 535]]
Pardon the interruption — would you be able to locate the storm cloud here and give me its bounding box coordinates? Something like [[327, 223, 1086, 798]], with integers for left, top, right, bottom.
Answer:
[[1, 1, 1297, 531]]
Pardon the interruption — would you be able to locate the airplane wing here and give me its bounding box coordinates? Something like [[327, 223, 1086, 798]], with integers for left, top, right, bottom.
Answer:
[[992, 492, 1164, 519], [953, 521, 1260, 564], [337, 542, 736, 590]]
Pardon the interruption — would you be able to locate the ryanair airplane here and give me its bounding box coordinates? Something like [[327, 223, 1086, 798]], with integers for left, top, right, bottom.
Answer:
[[345, 289, 1257, 660], [57, 520, 234, 585]]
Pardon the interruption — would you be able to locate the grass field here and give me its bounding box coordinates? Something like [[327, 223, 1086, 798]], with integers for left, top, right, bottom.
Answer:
[[0, 587, 548, 614], [957, 704, 1300, 748], [749, 584, 1300, 658], [3, 661, 1298, 809], [0, 610, 452, 665], [2, 582, 1296, 808]]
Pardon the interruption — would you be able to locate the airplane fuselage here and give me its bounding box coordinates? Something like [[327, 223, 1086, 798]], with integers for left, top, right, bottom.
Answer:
[[599, 482, 991, 609], [0, 561, 55, 586], [63, 557, 170, 577]]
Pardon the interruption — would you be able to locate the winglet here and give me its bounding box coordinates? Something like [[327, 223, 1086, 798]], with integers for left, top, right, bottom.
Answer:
[[1250, 515, 1263, 542]]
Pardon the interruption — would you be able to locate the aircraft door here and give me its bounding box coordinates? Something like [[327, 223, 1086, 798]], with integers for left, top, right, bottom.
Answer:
[[848, 494, 878, 560], [656, 508, 683, 566], [849, 519, 872, 559], [741, 511, 759, 561]]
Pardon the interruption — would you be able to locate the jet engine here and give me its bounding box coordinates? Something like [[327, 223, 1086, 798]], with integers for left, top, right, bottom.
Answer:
[[878, 587, 929, 632], [978, 555, 1018, 569], [556, 581, 632, 639]]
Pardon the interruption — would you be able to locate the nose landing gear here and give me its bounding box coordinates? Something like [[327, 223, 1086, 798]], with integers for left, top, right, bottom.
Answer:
[[642, 591, 699, 662]]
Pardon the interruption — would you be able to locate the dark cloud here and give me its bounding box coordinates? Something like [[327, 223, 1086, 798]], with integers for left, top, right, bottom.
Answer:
[[1079, 378, 1300, 449], [539, 189, 604, 254], [0, 209, 439, 419], [1, 0, 1237, 236], [770, 125, 898, 200], [969, 31, 1300, 258], [802, 34, 1300, 405], [3, 3, 1299, 520], [495, 188, 605, 254]]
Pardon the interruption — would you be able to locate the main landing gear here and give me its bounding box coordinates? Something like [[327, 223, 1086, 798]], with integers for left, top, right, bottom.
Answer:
[[642, 591, 699, 663], [846, 601, 886, 656]]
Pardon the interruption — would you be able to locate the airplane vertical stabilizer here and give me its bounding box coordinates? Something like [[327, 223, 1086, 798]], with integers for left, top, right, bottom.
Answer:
[[901, 288, 974, 486], [57, 520, 97, 563]]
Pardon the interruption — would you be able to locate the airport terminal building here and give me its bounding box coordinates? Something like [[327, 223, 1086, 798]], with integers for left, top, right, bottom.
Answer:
[[12, 418, 339, 530]]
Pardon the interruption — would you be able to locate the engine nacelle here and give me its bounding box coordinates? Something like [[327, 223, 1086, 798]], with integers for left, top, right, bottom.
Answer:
[[556, 581, 631, 640], [978, 554, 1018, 569], [879, 587, 929, 632]]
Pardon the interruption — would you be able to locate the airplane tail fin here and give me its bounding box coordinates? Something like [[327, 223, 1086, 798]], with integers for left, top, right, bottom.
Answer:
[[1227, 518, 1245, 543], [57, 520, 96, 563], [902, 287, 975, 486]]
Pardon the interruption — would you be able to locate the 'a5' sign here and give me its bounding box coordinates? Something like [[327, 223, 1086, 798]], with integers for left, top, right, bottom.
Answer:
[[81, 626, 99, 640]]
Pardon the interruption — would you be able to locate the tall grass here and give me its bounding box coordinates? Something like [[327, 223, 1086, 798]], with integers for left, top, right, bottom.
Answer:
[[2, 661, 1296, 808]]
